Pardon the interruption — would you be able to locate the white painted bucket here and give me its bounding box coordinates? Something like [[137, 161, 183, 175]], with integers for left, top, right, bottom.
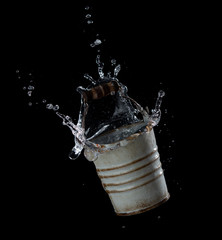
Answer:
[[84, 124, 169, 216]]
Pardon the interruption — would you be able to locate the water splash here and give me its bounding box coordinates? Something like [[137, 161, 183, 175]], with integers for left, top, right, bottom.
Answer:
[[149, 90, 165, 127], [54, 56, 165, 160], [96, 54, 104, 79], [19, 4, 166, 161], [56, 112, 86, 159], [114, 64, 121, 77], [83, 73, 97, 85]]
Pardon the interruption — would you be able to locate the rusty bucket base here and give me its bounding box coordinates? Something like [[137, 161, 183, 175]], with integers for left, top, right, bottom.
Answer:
[[116, 193, 170, 216]]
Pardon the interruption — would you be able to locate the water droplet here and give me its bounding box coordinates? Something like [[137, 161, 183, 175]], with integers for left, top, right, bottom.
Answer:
[[42, 99, 47, 103], [16, 69, 19, 74], [90, 39, 102, 48], [114, 64, 121, 77], [85, 14, 91, 19], [28, 85, 34, 90], [87, 20, 93, 24], [157, 216, 161, 219], [111, 59, 116, 66], [158, 90, 165, 97], [27, 91, 32, 97], [53, 105, 59, 111], [165, 109, 167, 113], [122, 226, 126, 229], [23, 86, 26, 90], [69, 150, 81, 160], [28, 102, 32, 106], [85, 6, 90, 10], [106, 72, 111, 78], [46, 104, 53, 110]]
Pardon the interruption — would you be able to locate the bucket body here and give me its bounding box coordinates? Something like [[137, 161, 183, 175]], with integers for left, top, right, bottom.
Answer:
[[84, 127, 169, 216]]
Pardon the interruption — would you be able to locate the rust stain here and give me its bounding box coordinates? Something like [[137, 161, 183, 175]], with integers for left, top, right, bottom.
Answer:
[[96, 147, 158, 172], [115, 193, 170, 216], [106, 170, 163, 193], [98, 154, 160, 178], [103, 163, 162, 187], [126, 134, 139, 141]]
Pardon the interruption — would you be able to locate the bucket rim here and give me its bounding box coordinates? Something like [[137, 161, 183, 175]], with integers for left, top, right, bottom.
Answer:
[[87, 121, 152, 147]]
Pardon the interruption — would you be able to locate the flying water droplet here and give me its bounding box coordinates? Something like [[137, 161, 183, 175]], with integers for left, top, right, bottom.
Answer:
[[27, 91, 32, 97], [90, 39, 102, 48], [53, 105, 59, 111], [87, 20, 93, 24], [28, 102, 32, 106], [114, 64, 121, 76], [28, 85, 34, 90], [85, 6, 90, 10], [111, 59, 116, 66], [158, 90, 165, 98], [107, 72, 112, 78], [85, 14, 91, 19], [46, 104, 53, 109]]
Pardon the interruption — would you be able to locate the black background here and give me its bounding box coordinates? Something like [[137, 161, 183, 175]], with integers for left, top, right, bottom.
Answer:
[[12, 0, 204, 237]]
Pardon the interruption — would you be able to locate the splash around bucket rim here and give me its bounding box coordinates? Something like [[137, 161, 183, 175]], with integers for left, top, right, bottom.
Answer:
[[84, 121, 153, 160], [89, 120, 152, 144]]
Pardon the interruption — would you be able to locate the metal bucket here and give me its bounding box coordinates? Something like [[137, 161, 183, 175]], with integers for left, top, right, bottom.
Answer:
[[84, 124, 170, 216]]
